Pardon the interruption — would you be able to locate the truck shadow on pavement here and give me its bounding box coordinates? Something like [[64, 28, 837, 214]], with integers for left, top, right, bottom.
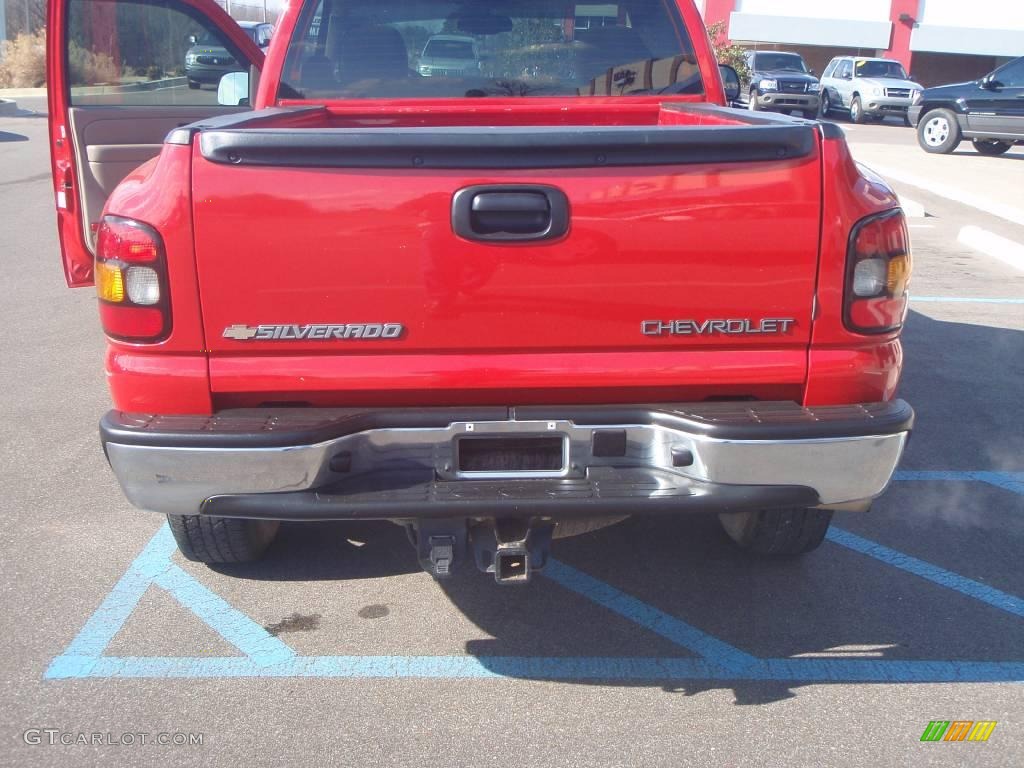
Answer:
[[211, 311, 1022, 702], [898, 309, 1023, 469]]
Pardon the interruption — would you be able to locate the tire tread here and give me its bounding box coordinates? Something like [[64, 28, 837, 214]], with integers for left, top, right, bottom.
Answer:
[[167, 514, 278, 564], [720, 507, 833, 556]]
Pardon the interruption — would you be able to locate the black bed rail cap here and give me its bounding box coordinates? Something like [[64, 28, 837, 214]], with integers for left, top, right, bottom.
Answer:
[[165, 106, 327, 146], [196, 122, 818, 169]]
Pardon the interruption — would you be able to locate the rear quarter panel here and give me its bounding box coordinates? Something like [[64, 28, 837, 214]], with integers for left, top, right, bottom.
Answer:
[[805, 131, 903, 406], [100, 147, 211, 413]]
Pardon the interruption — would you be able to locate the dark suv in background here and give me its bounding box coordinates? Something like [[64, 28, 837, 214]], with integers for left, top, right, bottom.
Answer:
[[909, 56, 1024, 155], [742, 50, 820, 117], [185, 21, 273, 89]]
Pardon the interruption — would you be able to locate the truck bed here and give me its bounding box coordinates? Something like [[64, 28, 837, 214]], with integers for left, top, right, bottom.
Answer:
[[167, 104, 828, 407]]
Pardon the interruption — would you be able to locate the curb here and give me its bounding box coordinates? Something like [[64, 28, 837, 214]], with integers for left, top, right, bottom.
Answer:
[[0, 99, 18, 116], [1, 77, 183, 100], [0, 87, 46, 97], [72, 76, 186, 97]]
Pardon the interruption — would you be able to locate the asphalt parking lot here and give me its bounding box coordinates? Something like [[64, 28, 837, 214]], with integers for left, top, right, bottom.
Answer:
[[1, 98, 1022, 767]]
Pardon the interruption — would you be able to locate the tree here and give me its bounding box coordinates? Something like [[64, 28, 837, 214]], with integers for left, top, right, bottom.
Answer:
[[706, 21, 749, 84], [2, 0, 46, 40]]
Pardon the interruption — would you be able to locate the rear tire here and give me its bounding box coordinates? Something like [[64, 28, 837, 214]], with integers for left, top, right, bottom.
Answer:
[[850, 96, 866, 124], [167, 514, 279, 564], [718, 507, 833, 555], [187, 80, 200, 90], [918, 108, 961, 154], [973, 139, 1012, 156]]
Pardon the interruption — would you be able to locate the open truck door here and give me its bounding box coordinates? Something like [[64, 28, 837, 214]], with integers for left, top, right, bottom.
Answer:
[[46, 0, 264, 286]]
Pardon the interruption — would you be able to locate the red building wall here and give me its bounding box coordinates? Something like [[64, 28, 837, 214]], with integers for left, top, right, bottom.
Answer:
[[883, 0, 918, 69], [703, 0, 735, 33]]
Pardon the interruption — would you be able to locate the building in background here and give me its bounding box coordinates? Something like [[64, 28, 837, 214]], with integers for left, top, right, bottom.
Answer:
[[211, 0, 282, 24], [697, 0, 1024, 86]]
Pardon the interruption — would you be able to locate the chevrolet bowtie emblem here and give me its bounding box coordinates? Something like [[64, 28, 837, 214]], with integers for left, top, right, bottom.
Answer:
[[222, 324, 259, 340]]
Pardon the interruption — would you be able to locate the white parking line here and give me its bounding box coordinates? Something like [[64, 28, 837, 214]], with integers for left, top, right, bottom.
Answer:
[[958, 226, 1024, 273], [898, 195, 927, 218], [868, 164, 1024, 229]]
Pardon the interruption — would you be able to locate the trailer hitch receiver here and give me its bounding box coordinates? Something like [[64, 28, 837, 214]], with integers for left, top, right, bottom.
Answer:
[[471, 518, 554, 585]]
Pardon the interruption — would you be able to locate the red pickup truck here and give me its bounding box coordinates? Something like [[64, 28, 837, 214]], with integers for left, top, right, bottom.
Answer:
[[47, 0, 913, 583]]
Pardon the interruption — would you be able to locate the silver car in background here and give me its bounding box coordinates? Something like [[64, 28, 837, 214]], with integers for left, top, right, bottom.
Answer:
[[417, 34, 481, 77], [819, 56, 922, 125]]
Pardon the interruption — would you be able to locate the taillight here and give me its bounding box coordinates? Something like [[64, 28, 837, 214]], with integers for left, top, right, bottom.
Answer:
[[844, 209, 912, 334], [95, 216, 171, 343]]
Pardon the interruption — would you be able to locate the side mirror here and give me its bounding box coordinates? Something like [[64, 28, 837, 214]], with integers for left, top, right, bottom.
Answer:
[[981, 74, 1000, 90], [718, 64, 740, 103], [808, 68, 816, 76], [218, 71, 250, 106], [188, 35, 197, 45]]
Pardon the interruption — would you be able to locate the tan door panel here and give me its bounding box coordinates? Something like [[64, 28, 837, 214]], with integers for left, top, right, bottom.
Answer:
[[68, 105, 246, 247], [85, 144, 163, 208]]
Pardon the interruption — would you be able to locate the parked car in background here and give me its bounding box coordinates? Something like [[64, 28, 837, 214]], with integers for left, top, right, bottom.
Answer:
[[908, 56, 1024, 155], [819, 56, 922, 125], [742, 50, 820, 117], [185, 21, 273, 89], [417, 34, 481, 77]]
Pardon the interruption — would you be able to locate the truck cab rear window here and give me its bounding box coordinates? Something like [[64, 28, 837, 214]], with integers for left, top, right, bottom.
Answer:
[[280, 0, 703, 100]]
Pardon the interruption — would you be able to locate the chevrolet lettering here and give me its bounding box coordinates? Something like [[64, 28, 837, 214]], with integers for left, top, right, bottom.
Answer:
[[641, 318, 797, 336]]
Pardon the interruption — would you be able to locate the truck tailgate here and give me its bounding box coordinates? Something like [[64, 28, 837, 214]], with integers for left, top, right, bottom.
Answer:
[[189, 111, 823, 402]]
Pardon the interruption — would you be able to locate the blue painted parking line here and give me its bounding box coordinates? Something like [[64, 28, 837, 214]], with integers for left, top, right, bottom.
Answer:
[[826, 528, 1024, 619], [543, 559, 758, 672], [894, 470, 1024, 496], [45, 656, 1024, 682], [154, 565, 295, 667], [45, 473, 1024, 682]]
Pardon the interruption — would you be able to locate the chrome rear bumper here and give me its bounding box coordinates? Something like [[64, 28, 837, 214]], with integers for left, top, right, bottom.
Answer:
[[101, 401, 912, 519]]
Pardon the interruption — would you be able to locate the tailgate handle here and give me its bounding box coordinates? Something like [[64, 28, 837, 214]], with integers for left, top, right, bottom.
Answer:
[[452, 185, 569, 242]]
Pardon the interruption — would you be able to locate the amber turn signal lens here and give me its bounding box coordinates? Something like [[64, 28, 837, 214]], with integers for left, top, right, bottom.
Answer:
[[95, 260, 125, 303], [886, 254, 910, 297]]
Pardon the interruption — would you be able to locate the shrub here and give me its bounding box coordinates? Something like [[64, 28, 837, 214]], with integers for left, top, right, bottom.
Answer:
[[68, 41, 120, 86], [0, 29, 48, 88]]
